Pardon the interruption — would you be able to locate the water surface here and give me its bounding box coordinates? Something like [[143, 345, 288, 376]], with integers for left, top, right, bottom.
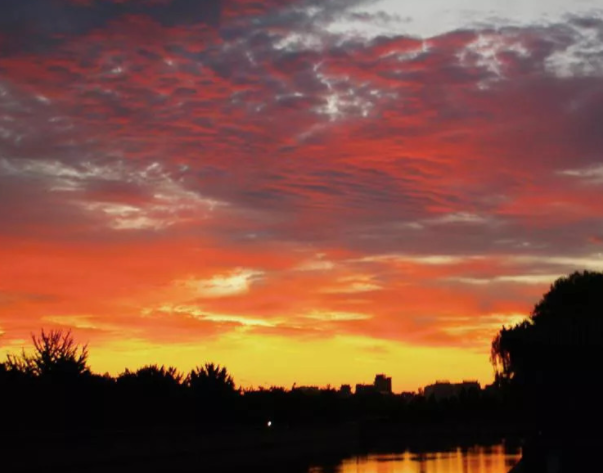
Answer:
[[309, 444, 521, 473]]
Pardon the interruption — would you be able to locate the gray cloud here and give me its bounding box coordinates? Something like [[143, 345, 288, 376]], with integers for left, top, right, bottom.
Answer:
[[0, 0, 602, 260]]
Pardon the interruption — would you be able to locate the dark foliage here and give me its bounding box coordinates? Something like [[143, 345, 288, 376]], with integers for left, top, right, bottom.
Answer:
[[117, 364, 183, 391], [5, 329, 90, 380], [0, 323, 525, 446], [491, 270, 603, 435], [187, 363, 238, 423], [187, 363, 235, 395]]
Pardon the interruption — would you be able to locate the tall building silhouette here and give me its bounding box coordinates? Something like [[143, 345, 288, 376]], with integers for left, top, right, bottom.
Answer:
[[374, 374, 392, 394]]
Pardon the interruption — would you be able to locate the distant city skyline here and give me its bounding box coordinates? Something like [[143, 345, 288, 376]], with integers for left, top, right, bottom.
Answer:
[[278, 374, 485, 396]]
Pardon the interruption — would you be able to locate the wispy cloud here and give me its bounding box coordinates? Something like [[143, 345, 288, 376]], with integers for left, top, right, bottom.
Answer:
[[176, 269, 265, 298]]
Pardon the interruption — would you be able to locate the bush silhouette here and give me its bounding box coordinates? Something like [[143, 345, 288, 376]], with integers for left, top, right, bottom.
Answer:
[[187, 363, 235, 396], [115, 365, 184, 427], [187, 363, 238, 423], [118, 365, 183, 389]]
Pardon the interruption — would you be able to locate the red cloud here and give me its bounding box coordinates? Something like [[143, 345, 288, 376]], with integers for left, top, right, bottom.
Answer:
[[1, 1, 602, 387]]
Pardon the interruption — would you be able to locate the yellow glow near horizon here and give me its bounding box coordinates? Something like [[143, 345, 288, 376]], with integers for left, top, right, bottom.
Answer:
[[78, 334, 494, 392]]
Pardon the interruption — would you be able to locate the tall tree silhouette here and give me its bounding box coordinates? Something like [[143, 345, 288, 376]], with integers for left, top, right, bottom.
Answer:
[[5, 329, 89, 380], [491, 270, 603, 435], [2, 330, 93, 434]]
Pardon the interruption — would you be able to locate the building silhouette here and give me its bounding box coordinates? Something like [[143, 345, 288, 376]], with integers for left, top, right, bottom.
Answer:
[[293, 386, 320, 395], [355, 374, 393, 395], [423, 380, 480, 401], [355, 383, 375, 395], [374, 374, 392, 394]]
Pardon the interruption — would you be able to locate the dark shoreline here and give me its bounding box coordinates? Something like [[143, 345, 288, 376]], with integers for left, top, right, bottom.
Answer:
[[5, 425, 356, 473], [509, 433, 603, 473], [4, 423, 523, 472]]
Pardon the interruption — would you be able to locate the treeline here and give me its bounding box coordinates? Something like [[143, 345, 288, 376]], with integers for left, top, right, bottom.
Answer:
[[0, 329, 519, 438]]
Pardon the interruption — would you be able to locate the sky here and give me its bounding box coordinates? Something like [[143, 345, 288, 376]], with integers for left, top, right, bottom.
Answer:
[[1, 0, 603, 391]]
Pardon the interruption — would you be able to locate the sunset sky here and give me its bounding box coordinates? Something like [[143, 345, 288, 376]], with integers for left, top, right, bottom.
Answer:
[[1, 0, 603, 391]]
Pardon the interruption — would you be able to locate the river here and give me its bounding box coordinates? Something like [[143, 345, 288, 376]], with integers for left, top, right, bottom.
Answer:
[[308, 444, 521, 473]]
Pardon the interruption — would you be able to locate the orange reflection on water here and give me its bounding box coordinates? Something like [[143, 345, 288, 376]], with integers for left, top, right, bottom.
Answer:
[[315, 444, 521, 473]]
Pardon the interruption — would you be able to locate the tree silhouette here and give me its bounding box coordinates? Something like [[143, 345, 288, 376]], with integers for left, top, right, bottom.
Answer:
[[117, 364, 183, 393], [5, 329, 89, 380], [187, 362, 236, 395], [491, 270, 603, 434], [187, 363, 238, 423], [115, 365, 184, 427]]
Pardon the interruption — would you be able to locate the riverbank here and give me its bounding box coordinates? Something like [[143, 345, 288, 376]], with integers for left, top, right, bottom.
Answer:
[[4, 421, 527, 472], [509, 433, 603, 473], [4, 425, 361, 472]]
